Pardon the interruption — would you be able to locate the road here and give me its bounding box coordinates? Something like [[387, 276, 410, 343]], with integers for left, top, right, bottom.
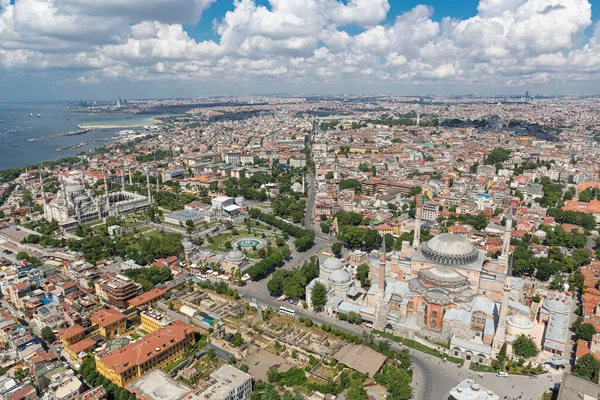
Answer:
[[234, 280, 560, 400]]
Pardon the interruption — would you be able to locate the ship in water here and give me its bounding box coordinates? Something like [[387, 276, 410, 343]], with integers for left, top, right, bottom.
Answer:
[[29, 113, 33, 117], [37, 114, 41, 117]]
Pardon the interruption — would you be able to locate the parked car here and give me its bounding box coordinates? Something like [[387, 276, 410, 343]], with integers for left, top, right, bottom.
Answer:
[[496, 372, 508, 377], [529, 374, 537, 379]]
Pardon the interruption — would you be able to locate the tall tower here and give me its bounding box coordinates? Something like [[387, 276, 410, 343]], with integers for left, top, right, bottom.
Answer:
[[120, 165, 125, 191], [39, 170, 45, 202], [499, 209, 513, 268], [492, 277, 511, 356], [156, 171, 160, 191], [129, 167, 133, 186], [416, 113, 420, 126], [413, 195, 423, 248], [102, 169, 110, 212], [378, 237, 386, 296], [145, 168, 152, 203]]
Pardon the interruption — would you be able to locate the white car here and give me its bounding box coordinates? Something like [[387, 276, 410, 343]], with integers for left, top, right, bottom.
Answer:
[[496, 372, 508, 377]]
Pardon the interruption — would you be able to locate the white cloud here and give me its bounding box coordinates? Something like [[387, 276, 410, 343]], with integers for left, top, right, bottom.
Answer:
[[0, 0, 599, 94]]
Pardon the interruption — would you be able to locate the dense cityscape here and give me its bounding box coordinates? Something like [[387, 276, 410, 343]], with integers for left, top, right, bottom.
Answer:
[[0, 93, 599, 400]]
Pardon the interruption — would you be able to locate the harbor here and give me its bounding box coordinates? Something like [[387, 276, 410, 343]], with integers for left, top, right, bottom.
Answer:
[[56, 138, 109, 152], [26, 128, 93, 142]]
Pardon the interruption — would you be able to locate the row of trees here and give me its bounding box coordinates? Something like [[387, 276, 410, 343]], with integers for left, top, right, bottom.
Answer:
[[246, 245, 291, 281]]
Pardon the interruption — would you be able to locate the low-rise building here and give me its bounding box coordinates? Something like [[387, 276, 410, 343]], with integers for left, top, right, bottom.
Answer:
[[90, 309, 126, 339]]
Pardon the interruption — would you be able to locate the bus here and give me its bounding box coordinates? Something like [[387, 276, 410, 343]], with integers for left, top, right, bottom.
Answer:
[[278, 306, 296, 318]]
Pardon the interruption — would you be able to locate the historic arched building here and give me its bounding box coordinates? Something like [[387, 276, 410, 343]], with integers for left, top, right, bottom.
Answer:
[[306, 257, 356, 308], [43, 170, 152, 232]]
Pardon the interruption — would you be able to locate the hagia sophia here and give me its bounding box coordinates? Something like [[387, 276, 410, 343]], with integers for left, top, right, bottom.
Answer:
[[306, 199, 566, 366]]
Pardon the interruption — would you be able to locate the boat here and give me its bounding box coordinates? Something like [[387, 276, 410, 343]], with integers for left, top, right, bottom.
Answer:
[[10, 112, 14, 115], [37, 114, 41, 117], [29, 113, 33, 117], [0, 120, 3, 123]]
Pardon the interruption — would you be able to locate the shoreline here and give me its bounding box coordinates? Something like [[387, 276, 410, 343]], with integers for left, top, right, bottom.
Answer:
[[78, 118, 161, 130]]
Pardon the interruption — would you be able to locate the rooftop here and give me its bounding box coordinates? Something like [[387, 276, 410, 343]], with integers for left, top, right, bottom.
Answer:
[[127, 370, 192, 400], [90, 308, 126, 328]]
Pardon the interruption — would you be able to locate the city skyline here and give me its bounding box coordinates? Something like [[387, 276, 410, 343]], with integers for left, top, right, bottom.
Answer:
[[0, 0, 599, 101]]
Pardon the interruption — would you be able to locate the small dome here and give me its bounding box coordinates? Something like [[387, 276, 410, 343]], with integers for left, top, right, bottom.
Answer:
[[544, 299, 569, 314], [74, 194, 90, 202], [322, 257, 343, 271], [329, 269, 351, 285], [507, 314, 533, 330], [226, 250, 245, 261], [182, 241, 195, 251]]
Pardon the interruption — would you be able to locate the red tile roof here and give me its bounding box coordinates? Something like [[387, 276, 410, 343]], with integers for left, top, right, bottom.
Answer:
[[58, 324, 85, 341], [90, 308, 126, 328], [128, 288, 166, 308]]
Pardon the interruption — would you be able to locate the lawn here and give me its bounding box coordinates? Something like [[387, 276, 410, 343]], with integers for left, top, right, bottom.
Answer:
[[374, 330, 463, 364], [163, 358, 185, 373]]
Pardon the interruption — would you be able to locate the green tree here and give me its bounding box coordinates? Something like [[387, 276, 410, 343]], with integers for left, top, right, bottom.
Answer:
[[311, 282, 327, 310], [572, 248, 592, 267], [374, 365, 412, 400], [320, 222, 330, 234], [576, 323, 598, 341], [579, 188, 593, 203], [513, 335, 539, 358], [41, 326, 56, 343], [347, 311, 362, 324], [356, 264, 371, 288], [332, 242, 342, 257], [346, 386, 368, 400], [574, 353, 600, 382]]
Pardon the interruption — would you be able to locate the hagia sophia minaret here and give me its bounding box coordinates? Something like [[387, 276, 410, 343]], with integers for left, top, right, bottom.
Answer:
[[39, 170, 45, 203], [413, 195, 423, 248], [499, 207, 514, 269], [145, 168, 152, 203], [492, 277, 511, 356], [378, 237, 386, 297]]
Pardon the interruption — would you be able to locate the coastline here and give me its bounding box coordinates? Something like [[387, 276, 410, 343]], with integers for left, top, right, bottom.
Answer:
[[78, 118, 161, 130]]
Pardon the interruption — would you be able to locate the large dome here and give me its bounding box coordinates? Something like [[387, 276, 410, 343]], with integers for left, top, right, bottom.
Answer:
[[329, 269, 351, 285], [507, 314, 534, 330], [226, 250, 245, 261], [543, 299, 569, 315], [322, 257, 343, 272], [421, 233, 480, 265], [182, 241, 195, 252]]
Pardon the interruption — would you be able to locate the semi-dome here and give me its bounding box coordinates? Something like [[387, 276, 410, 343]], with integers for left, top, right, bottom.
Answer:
[[421, 233, 480, 265], [182, 241, 195, 251], [329, 269, 351, 285], [507, 314, 534, 330], [65, 184, 85, 193], [226, 250, 245, 261], [322, 257, 343, 272]]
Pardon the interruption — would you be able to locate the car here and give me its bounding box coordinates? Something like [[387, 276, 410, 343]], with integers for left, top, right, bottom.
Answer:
[[496, 372, 508, 377], [529, 374, 537, 379]]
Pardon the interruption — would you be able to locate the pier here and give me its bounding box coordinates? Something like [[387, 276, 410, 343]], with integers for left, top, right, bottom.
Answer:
[[27, 128, 93, 142]]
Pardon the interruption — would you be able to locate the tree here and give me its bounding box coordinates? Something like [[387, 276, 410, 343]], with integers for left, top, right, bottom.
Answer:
[[311, 282, 327, 310], [325, 171, 334, 179], [356, 264, 371, 288], [332, 242, 342, 258], [513, 335, 539, 358], [41, 326, 56, 343], [574, 353, 600, 382], [320, 222, 330, 234], [576, 323, 598, 341], [384, 233, 394, 250], [579, 188, 593, 203], [374, 365, 412, 400], [339, 179, 361, 191], [347, 311, 362, 324], [497, 343, 507, 362], [346, 386, 368, 400], [572, 248, 592, 267]]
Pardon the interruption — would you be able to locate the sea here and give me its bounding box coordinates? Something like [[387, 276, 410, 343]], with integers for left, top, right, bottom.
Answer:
[[0, 102, 160, 171]]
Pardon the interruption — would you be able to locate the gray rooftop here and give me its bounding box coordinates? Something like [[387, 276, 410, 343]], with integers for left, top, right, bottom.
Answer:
[[127, 370, 192, 400]]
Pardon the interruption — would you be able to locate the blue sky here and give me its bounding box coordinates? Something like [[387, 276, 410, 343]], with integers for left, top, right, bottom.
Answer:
[[186, 0, 599, 41], [185, 0, 484, 41], [0, 0, 599, 101]]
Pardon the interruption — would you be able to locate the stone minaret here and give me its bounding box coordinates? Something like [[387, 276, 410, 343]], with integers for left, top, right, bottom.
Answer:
[[145, 168, 152, 203], [39, 170, 45, 202], [120, 165, 126, 191], [499, 208, 513, 268], [413, 195, 423, 248], [102, 169, 110, 212], [374, 239, 390, 331], [378, 238, 386, 295], [492, 277, 511, 356], [129, 167, 133, 186], [156, 171, 160, 191]]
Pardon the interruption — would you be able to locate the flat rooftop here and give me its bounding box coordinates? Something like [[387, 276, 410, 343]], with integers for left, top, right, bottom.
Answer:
[[333, 344, 387, 376], [127, 370, 191, 400]]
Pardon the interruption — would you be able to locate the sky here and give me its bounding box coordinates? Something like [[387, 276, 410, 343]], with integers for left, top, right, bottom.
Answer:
[[0, 0, 599, 101]]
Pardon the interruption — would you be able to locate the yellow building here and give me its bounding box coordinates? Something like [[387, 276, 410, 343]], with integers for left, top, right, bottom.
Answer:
[[95, 321, 196, 387], [58, 324, 86, 347], [140, 309, 172, 333], [90, 308, 126, 339]]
